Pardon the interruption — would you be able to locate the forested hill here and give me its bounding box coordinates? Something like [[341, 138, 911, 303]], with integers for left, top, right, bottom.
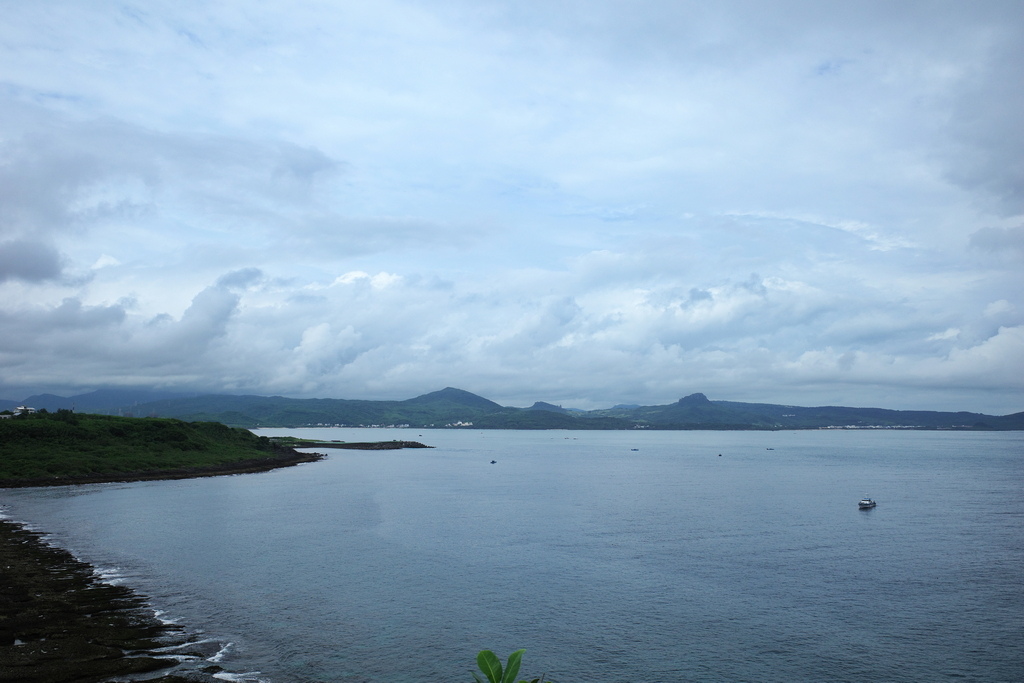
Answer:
[[18, 387, 1019, 431]]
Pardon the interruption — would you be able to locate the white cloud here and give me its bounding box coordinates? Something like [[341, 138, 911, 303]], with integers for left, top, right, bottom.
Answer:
[[1, 0, 1022, 414], [91, 254, 122, 269], [331, 271, 403, 289], [927, 328, 960, 342], [984, 300, 1014, 318]]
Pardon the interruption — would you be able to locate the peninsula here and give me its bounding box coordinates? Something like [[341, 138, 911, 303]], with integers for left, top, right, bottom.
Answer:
[[0, 411, 323, 488]]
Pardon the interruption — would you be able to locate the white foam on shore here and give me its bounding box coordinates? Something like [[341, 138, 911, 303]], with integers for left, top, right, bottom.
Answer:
[[9, 518, 40, 531], [3, 517, 130, 590], [152, 637, 219, 653], [153, 609, 180, 625], [205, 644, 272, 682], [93, 566, 126, 584], [208, 641, 234, 662], [212, 671, 268, 683], [152, 652, 203, 665]]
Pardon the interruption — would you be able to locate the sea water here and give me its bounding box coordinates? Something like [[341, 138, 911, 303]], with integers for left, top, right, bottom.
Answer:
[[2, 429, 1022, 682]]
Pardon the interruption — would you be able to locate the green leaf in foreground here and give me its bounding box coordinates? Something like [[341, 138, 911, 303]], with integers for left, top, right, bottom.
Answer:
[[473, 649, 551, 683], [502, 648, 525, 683], [477, 650, 503, 683]]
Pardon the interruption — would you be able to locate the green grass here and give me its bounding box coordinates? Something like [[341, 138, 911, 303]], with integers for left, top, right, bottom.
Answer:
[[0, 411, 282, 482]]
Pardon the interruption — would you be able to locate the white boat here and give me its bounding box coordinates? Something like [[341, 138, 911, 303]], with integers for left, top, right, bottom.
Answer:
[[858, 498, 877, 509]]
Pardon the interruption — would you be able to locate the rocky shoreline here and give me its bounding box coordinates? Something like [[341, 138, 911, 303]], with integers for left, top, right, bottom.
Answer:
[[0, 446, 332, 681], [0, 519, 228, 683], [0, 440, 429, 680]]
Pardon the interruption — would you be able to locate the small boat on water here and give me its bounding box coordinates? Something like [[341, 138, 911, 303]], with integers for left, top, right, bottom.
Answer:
[[858, 498, 877, 509]]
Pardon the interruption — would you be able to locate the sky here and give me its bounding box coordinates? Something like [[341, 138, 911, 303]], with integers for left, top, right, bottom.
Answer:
[[1, 0, 1022, 414]]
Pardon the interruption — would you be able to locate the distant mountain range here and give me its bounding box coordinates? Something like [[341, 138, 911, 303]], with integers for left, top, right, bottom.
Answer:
[[4, 387, 1022, 430], [0, 389, 199, 415]]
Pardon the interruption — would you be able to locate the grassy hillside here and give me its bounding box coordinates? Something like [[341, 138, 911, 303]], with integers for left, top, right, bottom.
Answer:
[[0, 410, 318, 486]]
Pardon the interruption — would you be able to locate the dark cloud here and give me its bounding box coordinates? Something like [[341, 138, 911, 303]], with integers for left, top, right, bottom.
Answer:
[[170, 287, 241, 349], [0, 240, 63, 282], [0, 125, 109, 237], [217, 268, 265, 290], [0, 99, 345, 243], [944, 41, 1024, 214], [688, 288, 712, 303], [969, 226, 1024, 256], [47, 297, 127, 329], [272, 147, 344, 184], [0, 298, 126, 355]]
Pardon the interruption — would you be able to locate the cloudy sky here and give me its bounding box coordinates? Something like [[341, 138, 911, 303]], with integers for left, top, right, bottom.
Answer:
[[1, 0, 1022, 413]]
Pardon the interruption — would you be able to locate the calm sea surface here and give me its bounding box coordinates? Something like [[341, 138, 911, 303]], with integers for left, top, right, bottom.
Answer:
[[3, 429, 1023, 682]]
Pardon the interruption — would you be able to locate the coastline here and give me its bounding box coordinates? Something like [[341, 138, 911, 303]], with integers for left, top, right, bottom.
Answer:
[[0, 518, 226, 683], [0, 439, 422, 680], [0, 448, 327, 680]]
